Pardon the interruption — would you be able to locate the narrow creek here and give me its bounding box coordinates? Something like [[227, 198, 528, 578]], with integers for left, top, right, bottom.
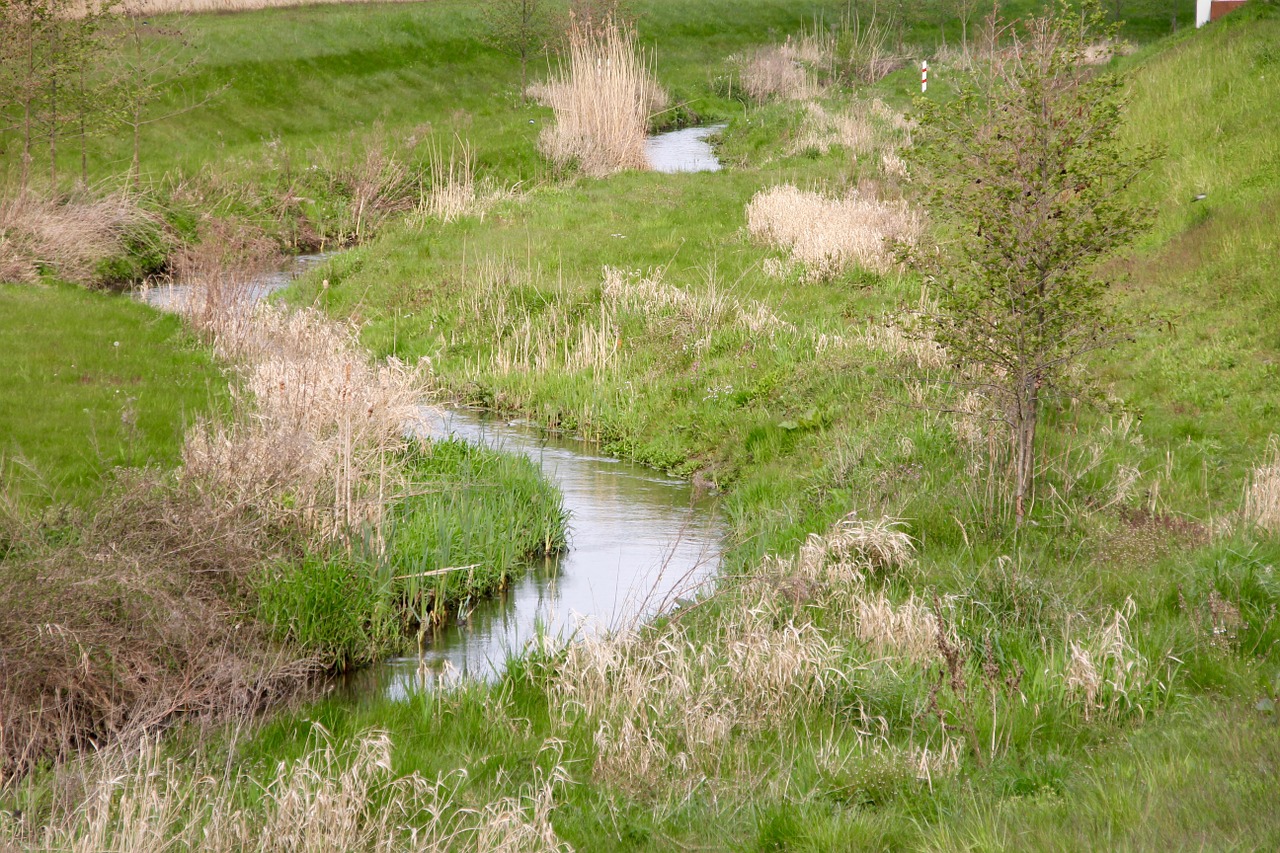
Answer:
[[138, 126, 729, 695], [346, 410, 723, 700], [645, 123, 727, 173]]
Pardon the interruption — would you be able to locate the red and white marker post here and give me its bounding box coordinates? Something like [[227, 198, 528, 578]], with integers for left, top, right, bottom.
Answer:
[[921, 60, 928, 94]]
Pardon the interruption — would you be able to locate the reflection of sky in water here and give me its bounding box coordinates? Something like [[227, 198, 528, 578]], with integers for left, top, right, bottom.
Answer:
[[645, 124, 727, 174], [346, 409, 724, 701]]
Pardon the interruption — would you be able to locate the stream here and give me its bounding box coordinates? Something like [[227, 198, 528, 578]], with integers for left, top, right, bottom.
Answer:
[[645, 123, 727, 173], [345, 410, 723, 700], [141, 130, 728, 700]]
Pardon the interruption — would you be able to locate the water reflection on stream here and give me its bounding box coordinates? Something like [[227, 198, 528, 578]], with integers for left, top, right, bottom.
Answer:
[[645, 124, 727, 173], [344, 409, 724, 701]]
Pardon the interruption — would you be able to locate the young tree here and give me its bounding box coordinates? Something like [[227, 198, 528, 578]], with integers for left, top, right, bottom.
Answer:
[[107, 5, 221, 187], [908, 4, 1157, 526], [481, 0, 560, 99]]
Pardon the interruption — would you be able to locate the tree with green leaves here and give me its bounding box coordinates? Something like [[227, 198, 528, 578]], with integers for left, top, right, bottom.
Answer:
[[481, 0, 561, 100], [908, 3, 1157, 526]]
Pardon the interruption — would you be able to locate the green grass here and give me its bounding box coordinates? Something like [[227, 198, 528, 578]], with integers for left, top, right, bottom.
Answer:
[[0, 282, 228, 506], [255, 438, 567, 668], [3, 0, 1278, 848]]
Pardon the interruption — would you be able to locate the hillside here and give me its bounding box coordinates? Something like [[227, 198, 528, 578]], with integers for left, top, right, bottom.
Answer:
[[3, 1, 1278, 849]]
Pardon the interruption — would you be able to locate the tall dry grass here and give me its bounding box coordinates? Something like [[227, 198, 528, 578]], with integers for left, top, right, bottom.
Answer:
[[0, 191, 152, 285], [115, 0, 414, 14], [739, 43, 814, 101], [555, 588, 848, 793], [1243, 436, 1280, 535], [538, 18, 665, 176], [172, 259, 426, 545], [1, 725, 571, 852], [746, 184, 923, 281]]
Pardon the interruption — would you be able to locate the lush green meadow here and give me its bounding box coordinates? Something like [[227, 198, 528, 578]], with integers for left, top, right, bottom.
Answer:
[[0, 283, 228, 505], [4, 0, 1280, 849]]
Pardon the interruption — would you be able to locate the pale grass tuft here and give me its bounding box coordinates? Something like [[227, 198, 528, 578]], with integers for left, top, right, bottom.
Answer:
[[169, 270, 426, 545], [825, 513, 916, 573], [556, 590, 846, 792], [746, 184, 923, 281], [740, 44, 814, 101], [788, 102, 876, 156], [1062, 599, 1148, 721], [851, 591, 941, 664], [483, 264, 796, 377], [855, 320, 948, 371], [539, 19, 665, 176], [1243, 436, 1280, 535], [4, 726, 571, 852], [0, 192, 151, 285]]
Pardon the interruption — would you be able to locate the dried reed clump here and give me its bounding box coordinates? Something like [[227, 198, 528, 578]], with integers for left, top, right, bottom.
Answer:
[[4, 726, 571, 852], [854, 320, 948, 371], [180, 299, 425, 544], [746, 184, 923, 281], [538, 19, 664, 176], [1062, 599, 1148, 721], [739, 44, 813, 101], [0, 192, 153, 285], [415, 138, 511, 225], [555, 591, 846, 792], [788, 103, 876, 156], [1243, 436, 1280, 535]]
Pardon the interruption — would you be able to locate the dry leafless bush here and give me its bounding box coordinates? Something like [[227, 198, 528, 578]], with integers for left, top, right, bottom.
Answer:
[[538, 18, 664, 176], [739, 44, 813, 101], [2, 725, 571, 852], [746, 184, 923, 281], [0, 191, 153, 285], [1243, 436, 1280, 535], [0, 470, 320, 787]]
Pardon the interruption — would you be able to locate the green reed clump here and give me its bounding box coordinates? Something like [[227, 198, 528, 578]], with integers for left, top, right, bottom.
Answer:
[[254, 437, 567, 667], [388, 438, 568, 621]]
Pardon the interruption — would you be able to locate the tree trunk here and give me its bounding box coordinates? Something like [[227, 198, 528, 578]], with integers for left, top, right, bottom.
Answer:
[[1013, 377, 1039, 527]]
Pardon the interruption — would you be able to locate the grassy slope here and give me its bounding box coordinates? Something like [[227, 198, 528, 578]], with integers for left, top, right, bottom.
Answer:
[[243, 3, 1280, 850], [0, 283, 228, 505], [5, 0, 1275, 847]]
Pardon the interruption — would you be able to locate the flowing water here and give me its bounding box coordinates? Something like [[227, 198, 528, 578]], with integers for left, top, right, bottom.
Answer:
[[346, 409, 723, 700], [645, 124, 727, 173], [138, 256, 725, 701]]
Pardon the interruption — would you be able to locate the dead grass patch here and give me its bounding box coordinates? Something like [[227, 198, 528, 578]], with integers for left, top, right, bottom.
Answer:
[[0, 192, 154, 286], [2, 725, 571, 852], [746, 184, 923, 281], [739, 44, 814, 101], [1243, 436, 1280, 535]]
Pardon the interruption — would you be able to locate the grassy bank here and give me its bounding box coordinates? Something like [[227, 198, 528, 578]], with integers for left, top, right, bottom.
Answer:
[[0, 283, 227, 506], [6, 0, 1279, 849]]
